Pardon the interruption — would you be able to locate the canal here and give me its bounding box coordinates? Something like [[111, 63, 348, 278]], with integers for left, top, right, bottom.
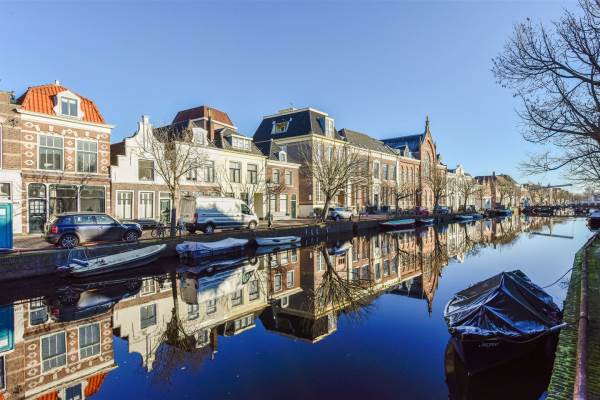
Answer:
[[0, 216, 591, 400]]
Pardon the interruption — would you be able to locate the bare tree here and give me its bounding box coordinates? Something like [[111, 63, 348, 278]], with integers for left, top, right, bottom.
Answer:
[[384, 180, 418, 216], [456, 178, 479, 211], [299, 142, 366, 222], [493, 0, 600, 186], [423, 167, 448, 211], [496, 179, 515, 207], [136, 123, 207, 236]]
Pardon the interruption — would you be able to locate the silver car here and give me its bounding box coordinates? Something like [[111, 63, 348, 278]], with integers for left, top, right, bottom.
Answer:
[[328, 207, 353, 221]]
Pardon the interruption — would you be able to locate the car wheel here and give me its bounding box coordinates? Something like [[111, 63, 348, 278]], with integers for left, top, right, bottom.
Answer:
[[204, 224, 215, 235], [248, 221, 257, 231], [335, 215, 341, 222], [59, 234, 79, 248], [124, 230, 139, 242]]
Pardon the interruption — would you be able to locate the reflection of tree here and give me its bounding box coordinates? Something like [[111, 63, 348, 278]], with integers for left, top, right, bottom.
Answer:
[[151, 271, 210, 384], [306, 246, 375, 322]]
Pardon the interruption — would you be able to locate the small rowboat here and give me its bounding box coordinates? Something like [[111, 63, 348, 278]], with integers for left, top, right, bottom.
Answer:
[[380, 219, 416, 229], [416, 218, 435, 225], [61, 244, 166, 277], [255, 236, 301, 246], [176, 238, 248, 259]]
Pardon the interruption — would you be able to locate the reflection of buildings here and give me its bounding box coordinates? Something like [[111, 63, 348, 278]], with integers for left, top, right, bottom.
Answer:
[[1, 298, 114, 399]]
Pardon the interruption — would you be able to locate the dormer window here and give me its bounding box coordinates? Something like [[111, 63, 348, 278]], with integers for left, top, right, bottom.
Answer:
[[324, 117, 335, 138], [192, 128, 207, 145], [272, 121, 289, 134], [61, 97, 78, 117], [279, 151, 287, 162], [232, 136, 251, 151], [54, 91, 83, 119]]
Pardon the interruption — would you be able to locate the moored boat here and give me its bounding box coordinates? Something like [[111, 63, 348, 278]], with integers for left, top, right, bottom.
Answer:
[[255, 236, 301, 246], [416, 218, 435, 225], [176, 238, 248, 259], [588, 210, 600, 229], [455, 215, 473, 222], [443, 270, 564, 374], [60, 244, 166, 277], [380, 219, 416, 229]]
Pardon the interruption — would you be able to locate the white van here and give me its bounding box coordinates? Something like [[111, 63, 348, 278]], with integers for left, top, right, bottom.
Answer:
[[183, 196, 259, 234]]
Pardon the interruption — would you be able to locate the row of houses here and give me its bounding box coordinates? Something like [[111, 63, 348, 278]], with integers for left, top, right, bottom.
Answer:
[[0, 81, 551, 236]]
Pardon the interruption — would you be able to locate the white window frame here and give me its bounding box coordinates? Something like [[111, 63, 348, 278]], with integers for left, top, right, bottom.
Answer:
[[286, 270, 294, 288], [285, 170, 292, 186], [138, 191, 155, 219], [76, 139, 98, 174], [274, 273, 282, 292], [38, 134, 64, 171], [140, 278, 156, 296], [373, 161, 380, 179], [59, 96, 79, 118], [78, 322, 101, 359], [140, 303, 157, 329], [40, 331, 67, 372], [116, 190, 134, 220]]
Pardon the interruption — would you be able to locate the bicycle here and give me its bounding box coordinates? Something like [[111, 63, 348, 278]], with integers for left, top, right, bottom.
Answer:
[[151, 221, 183, 239]]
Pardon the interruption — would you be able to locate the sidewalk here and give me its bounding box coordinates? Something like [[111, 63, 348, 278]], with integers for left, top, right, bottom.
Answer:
[[13, 216, 383, 251]]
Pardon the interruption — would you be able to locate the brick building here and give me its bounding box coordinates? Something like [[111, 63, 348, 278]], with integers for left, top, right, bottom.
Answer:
[[0, 91, 23, 234], [12, 82, 113, 234]]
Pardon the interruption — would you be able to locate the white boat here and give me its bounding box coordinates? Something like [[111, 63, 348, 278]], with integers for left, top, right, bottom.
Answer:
[[254, 242, 300, 256], [176, 238, 248, 258], [416, 218, 435, 225], [255, 236, 301, 246], [380, 219, 416, 228], [62, 244, 166, 277]]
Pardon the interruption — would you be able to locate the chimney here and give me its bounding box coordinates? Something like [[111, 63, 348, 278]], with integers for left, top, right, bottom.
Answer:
[[206, 107, 215, 142], [54, 80, 60, 85]]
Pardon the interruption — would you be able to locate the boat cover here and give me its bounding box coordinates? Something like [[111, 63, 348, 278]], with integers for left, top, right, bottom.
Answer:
[[444, 270, 562, 339], [175, 238, 248, 255]]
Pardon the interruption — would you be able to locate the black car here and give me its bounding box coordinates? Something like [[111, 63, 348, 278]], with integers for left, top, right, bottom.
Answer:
[[45, 212, 142, 248]]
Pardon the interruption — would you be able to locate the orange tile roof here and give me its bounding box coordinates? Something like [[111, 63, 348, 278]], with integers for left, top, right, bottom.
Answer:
[[16, 83, 106, 124], [172, 105, 233, 126]]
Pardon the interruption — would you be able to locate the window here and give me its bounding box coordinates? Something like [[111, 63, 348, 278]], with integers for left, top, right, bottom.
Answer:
[[279, 151, 287, 162], [95, 214, 116, 225], [247, 164, 257, 184], [234, 314, 254, 330], [281, 296, 289, 307], [279, 194, 288, 214], [324, 117, 335, 138], [140, 278, 155, 295], [74, 215, 95, 225], [192, 129, 206, 145], [286, 270, 294, 288], [139, 192, 154, 219], [76, 140, 97, 173], [232, 136, 251, 150], [285, 170, 292, 186], [383, 260, 390, 277], [317, 252, 325, 271], [0, 183, 10, 198], [204, 161, 215, 182], [186, 168, 198, 181], [60, 97, 78, 117], [392, 165, 397, 180], [230, 162, 241, 183], [375, 263, 381, 280], [373, 161, 380, 179], [116, 191, 133, 219], [80, 186, 105, 213], [140, 304, 157, 329], [39, 135, 63, 170], [65, 384, 82, 400], [249, 280, 259, 301], [273, 169, 280, 183], [187, 304, 199, 320], [383, 164, 389, 180], [0, 356, 4, 390], [291, 248, 298, 262], [274, 274, 282, 292], [138, 160, 154, 181], [29, 298, 48, 325], [41, 332, 66, 371], [272, 121, 289, 134], [79, 323, 100, 359], [206, 299, 217, 314], [231, 289, 243, 307], [360, 265, 369, 280]]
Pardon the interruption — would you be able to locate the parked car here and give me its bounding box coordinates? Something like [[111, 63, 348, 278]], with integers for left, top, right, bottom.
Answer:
[[45, 213, 142, 248], [434, 205, 450, 215], [122, 218, 158, 230], [182, 196, 259, 234], [413, 206, 430, 216], [328, 207, 354, 221]]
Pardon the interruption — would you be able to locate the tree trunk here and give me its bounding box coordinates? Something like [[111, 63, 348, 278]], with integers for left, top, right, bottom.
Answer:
[[170, 192, 177, 237]]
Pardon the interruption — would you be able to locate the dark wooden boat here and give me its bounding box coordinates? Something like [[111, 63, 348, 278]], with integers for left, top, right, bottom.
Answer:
[[444, 270, 564, 374]]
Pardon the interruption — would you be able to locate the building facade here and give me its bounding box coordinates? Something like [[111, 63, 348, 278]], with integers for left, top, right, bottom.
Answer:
[[13, 82, 113, 234], [0, 91, 23, 234]]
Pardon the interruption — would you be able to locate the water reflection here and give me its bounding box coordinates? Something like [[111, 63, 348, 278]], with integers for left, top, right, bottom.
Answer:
[[0, 216, 575, 399]]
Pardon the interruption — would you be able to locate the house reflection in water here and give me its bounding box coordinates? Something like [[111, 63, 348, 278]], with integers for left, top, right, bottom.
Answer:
[[0, 216, 566, 398], [0, 295, 115, 399]]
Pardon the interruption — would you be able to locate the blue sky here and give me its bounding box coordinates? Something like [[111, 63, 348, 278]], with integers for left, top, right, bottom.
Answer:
[[0, 1, 574, 184]]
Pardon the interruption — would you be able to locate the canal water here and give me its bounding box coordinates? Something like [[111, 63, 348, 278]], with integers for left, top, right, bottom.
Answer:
[[0, 216, 591, 400]]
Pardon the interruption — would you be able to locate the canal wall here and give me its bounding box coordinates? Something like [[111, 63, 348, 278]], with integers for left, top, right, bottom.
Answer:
[[547, 234, 600, 400], [0, 219, 383, 281]]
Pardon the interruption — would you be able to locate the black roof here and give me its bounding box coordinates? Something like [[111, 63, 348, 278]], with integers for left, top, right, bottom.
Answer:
[[254, 139, 285, 160], [381, 133, 425, 155], [339, 128, 397, 155], [215, 128, 264, 156], [253, 108, 343, 142]]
